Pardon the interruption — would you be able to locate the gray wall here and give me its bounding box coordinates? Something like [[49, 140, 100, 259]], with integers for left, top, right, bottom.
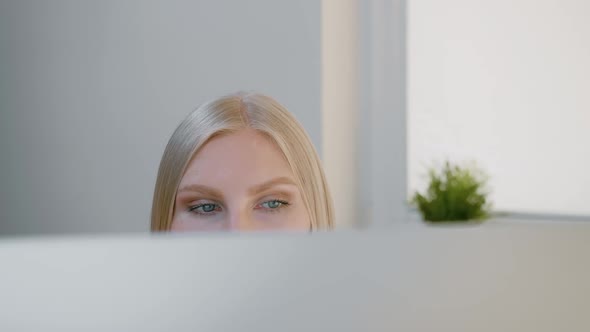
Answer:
[[357, 0, 409, 226], [0, 0, 321, 235]]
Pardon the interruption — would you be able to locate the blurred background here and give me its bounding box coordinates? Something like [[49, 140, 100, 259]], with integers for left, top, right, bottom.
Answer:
[[0, 0, 588, 236]]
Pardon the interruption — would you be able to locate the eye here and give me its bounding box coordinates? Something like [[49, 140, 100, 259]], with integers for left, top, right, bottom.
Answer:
[[257, 199, 289, 210], [189, 203, 221, 215]]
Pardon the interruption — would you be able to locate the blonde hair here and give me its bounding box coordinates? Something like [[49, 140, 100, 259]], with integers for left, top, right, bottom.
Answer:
[[151, 92, 334, 231]]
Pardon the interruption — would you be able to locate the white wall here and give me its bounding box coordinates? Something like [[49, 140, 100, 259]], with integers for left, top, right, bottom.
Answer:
[[408, 0, 590, 216], [0, 0, 322, 235]]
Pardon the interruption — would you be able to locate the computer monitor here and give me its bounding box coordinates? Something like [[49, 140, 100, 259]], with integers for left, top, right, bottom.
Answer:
[[0, 221, 589, 331]]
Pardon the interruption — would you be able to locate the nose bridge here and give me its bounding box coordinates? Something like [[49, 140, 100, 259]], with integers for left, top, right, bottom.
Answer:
[[227, 206, 253, 231]]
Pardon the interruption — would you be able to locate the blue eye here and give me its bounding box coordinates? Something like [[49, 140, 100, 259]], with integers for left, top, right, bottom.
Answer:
[[189, 203, 220, 215], [260, 200, 288, 209]]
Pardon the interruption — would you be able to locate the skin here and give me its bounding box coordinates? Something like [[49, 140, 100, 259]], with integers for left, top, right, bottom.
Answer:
[[171, 128, 311, 232]]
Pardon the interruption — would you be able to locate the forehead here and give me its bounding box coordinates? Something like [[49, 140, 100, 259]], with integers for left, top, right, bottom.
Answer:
[[178, 129, 294, 189]]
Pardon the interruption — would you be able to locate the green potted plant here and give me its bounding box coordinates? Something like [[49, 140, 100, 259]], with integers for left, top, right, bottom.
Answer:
[[411, 161, 491, 223]]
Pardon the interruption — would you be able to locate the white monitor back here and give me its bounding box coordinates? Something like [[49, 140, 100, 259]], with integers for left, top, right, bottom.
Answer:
[[1, 221, 589, 331]]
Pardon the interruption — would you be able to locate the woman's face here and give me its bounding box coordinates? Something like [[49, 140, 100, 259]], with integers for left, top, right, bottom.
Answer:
[[171, 129, 311, 232]]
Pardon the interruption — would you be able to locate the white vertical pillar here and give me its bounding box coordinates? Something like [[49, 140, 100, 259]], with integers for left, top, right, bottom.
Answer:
[[321, 0, 360, 228]]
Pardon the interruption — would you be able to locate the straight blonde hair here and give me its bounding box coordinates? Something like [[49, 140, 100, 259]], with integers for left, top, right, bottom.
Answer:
[[151, 92, 334, 231]]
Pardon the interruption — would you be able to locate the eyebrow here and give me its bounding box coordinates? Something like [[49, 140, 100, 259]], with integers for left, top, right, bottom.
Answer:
[[247, 176, 298, 195], [177, 177, 297, 198], [177, 184, 224, 200]]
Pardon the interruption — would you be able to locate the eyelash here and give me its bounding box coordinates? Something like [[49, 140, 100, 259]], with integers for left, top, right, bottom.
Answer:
[[187, 200, 290, 216], [256, 199, 290, 213], [188, 203, 221, 216]]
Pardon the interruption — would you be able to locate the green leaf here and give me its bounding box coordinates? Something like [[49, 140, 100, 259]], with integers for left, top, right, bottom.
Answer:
[[411, 160, 492, 222]]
